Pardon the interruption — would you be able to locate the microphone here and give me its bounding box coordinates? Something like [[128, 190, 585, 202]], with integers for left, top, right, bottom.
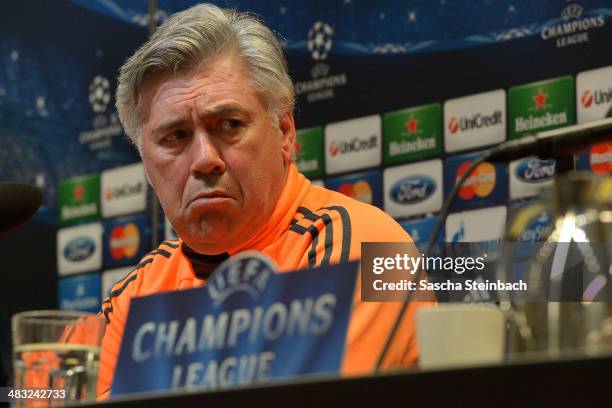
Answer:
[[488, 117, 612, 162], [0, 182, 44, 233]]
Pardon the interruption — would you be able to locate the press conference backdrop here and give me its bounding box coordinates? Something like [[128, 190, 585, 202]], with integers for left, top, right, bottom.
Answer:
[[1, 1, 612, 324]]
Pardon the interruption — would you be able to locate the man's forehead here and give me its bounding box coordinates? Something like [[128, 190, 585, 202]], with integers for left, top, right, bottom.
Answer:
[[137, 55, 255, 124]]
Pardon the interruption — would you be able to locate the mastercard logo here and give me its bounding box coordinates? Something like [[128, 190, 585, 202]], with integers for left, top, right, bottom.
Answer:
[[456, 161, 496, 200], [589, 142, 612, 175], [337, 180, 373, 204], [109, 223, 140, 260]]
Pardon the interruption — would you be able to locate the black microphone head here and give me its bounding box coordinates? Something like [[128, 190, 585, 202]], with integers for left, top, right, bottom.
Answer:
[[0, 182, 44, 233]]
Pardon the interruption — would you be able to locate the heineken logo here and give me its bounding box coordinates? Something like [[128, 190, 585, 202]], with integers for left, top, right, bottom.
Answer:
[[73, 185, 85, 201], [389, 138, 436, 156], [405, 118, 419, 135], [533, 89, 549, 111], [515, 112, 568, 133]]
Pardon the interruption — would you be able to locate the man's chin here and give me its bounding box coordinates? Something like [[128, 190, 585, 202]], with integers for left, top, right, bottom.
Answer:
[[180, 232, 234, 256]]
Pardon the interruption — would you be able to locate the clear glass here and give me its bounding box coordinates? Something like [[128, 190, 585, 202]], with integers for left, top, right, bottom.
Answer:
[[11, 310, 105, 406]]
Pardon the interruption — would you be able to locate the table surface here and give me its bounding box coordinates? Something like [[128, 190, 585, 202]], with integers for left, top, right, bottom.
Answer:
[[78, 352, 612, 407]]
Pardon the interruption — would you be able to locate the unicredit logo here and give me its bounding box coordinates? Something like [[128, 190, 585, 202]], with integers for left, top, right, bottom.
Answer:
[[581, 88, 612, 109], [105, 182, 143, 201], [328, 135, 378, 157], [448, 111, 502, 134]]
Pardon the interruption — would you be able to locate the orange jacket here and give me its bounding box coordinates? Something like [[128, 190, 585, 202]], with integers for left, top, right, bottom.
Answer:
[[98, 163, 434, 398]]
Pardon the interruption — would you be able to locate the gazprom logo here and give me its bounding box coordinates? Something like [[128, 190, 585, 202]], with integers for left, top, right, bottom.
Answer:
[[391, 175, 436, 205], [516, 158, 556, 183], [206, 252, 275, 307], [64, 237, 95, 262]]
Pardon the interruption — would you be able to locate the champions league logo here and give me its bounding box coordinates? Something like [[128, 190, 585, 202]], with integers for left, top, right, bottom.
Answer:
[[88, 75, 110, 113], [307, 21, 333, 61], [295, 21, 347, 103], [79, 74, 123, 151]]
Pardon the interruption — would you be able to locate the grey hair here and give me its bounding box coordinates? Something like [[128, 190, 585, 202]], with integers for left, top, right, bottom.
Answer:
[[115, 3, 295, 146]]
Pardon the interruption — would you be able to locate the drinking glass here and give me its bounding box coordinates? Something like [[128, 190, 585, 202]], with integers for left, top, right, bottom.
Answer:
[[11, 310, 105, 406]]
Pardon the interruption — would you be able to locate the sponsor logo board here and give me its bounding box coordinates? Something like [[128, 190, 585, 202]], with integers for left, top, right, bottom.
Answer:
[[101, 163, 147, 218], [58, 273, 101, 314], [444, 89, 506, 153], [576, 65, 612, 123], [295, 127, 324, 178], [325, 170, 382, 208], [508, 76, 574, 139], [383, 103, 442, 164], [383, 159, 443, 218], [57, 223, 103, 276], [58, 173, 100, 226], [325, 115, 381, 174]]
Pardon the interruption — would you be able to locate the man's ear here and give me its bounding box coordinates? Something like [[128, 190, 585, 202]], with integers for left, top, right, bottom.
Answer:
[[278, 111, 296, 163]]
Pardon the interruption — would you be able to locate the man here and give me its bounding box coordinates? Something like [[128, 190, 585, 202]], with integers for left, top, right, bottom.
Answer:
[[99, 3, 433, 399]]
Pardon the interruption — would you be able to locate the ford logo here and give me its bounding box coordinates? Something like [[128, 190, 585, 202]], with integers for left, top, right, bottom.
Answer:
[[516, 159, 555, 183], [391, 175, 436, 204], [64, 237, 95, 262]]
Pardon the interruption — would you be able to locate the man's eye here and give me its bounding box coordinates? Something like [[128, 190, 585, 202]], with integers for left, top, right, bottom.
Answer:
[[164, 130, 189, 142], [218, 119, 243, 133]]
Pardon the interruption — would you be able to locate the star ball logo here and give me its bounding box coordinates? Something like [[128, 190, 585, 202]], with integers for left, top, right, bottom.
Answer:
[[456, 161, 496, 200], [308, 21, 334, 61], [88, 75, 111, 113]]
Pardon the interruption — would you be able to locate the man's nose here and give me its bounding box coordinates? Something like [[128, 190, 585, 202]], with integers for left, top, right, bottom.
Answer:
[[189, 129, 226, 176]]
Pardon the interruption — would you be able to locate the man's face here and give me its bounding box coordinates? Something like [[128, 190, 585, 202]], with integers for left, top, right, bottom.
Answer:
[[138, 55, 295, 254]]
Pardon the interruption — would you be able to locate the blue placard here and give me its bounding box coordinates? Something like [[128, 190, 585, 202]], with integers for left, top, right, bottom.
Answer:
[[444, 151, 508, 210], [58, 273, 101, 314], [325, 170, 383, 209], [112, 253, 358, 396]]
